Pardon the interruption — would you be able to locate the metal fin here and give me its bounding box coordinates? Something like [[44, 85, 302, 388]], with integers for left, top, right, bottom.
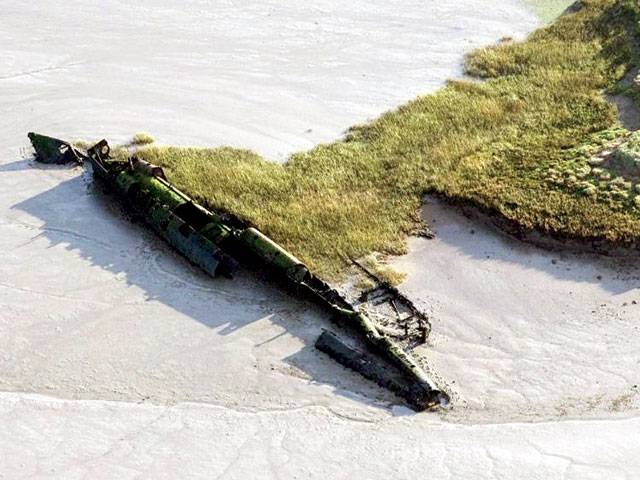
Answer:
[[28, 132, 85, 164]]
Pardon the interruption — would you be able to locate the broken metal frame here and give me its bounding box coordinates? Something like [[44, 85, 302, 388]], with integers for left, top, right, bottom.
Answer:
[[351, 258, 431, 346]]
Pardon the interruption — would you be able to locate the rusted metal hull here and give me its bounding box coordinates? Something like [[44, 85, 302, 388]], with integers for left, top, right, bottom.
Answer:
[[28, 132, 447, 411]]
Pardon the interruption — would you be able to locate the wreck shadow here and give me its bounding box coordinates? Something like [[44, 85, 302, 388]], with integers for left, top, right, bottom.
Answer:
[[0, 158, 87, 173], [419, 196, 640, 295], [8, 164, 398, 409], [0, 158, 39, 172]]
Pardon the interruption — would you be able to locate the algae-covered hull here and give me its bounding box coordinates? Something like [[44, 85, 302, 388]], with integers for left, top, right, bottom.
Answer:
[[28, 132, 447, 411]]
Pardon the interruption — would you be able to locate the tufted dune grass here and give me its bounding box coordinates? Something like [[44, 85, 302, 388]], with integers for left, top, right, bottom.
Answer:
[[137, 0, 640, 280]]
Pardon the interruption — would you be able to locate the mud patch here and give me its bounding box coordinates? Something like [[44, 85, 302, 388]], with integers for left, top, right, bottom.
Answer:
[[606, 92, 640, 131]]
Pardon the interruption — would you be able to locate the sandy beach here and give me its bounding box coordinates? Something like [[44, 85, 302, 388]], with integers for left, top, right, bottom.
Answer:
[[2, 1, 638, 478]]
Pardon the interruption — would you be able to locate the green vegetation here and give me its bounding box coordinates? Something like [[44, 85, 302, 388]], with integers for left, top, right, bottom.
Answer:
[[358, 254, 408, 286], [131, 132, 155, 146], [135, 0, 640, 280], [525, 0, 574, 23]]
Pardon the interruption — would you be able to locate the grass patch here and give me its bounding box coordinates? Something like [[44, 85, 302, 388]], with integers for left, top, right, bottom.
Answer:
[[524, 1, 576, 23], [136, 0, 640, 280], [131, 132, 155, 146], [358, 254, 408, 286]]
